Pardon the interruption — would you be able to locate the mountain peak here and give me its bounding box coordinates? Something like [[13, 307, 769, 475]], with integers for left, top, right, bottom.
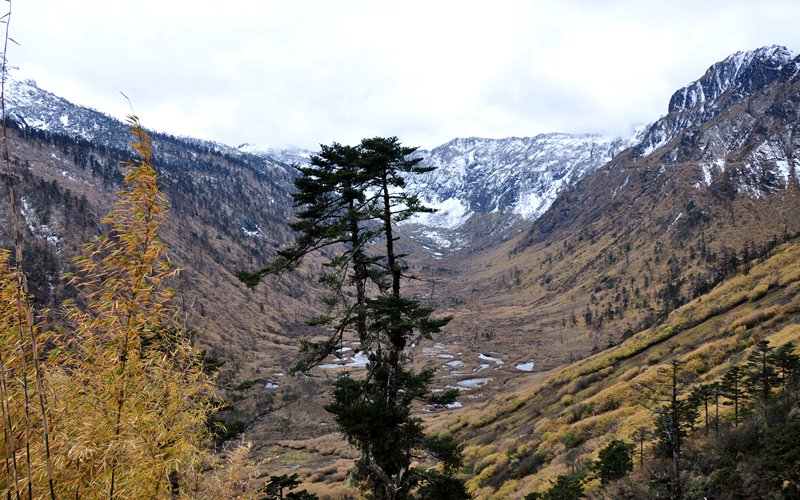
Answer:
[[668, 45, 799, 113], [634, 45, 800, 157]]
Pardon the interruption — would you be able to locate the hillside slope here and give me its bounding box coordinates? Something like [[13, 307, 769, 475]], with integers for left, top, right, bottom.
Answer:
[[441, 235, 800, 498]]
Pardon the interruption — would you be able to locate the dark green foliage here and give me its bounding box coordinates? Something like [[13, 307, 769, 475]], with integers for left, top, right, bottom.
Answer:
[[637, 359, 698, 499], [425, 433, 465, 473], [594, 439, 634, 485], [427, 388, 461, 408], [233, 379, 257, 391], [690, 383, 717, 435], [414, 470, 473, 500], [233, 269, 264, 288], [244, 137, 465, 499], [526, 473, 585, 500], [745, 339, 778, 410], [720, 365, 746, 427], [702, 467, 744, 499], [199, 351, 225, 374], [634, 341, 800, 499], [759, 412, 800, 496], [770, 341, 800, 389], [517, 451, 548, 478], [261, 473, 319, 499]]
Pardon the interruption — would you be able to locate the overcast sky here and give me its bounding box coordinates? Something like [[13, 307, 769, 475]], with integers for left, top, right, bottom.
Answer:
[[10, 1, 800, 150]]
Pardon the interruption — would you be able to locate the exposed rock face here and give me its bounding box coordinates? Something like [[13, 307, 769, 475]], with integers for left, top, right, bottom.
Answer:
[[412, 134, 634, 219], [635, 45, 800, 158], [402, 133, 637, 250]]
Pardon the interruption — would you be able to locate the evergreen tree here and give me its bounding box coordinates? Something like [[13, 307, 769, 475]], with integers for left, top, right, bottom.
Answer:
[[525, 473, 585, 500], [720, 365, 746, 427], [239, 137, 467, 500], [745, 339, 778, 412], [236, 143, 375, 369], [690, 383, 716, 436], [594, 439, 635, 486], [637, 359, 697, 500], [261, 473, 319, 499], [770, 341, 800, 390]]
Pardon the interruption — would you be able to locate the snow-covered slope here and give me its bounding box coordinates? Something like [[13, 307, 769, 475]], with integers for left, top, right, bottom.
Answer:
[[635, 45, 800, 157], [3, 69, 306, 172], [406, 133, 636, 234], [5, 71, 136, 150], [620, 45, 800, 201]]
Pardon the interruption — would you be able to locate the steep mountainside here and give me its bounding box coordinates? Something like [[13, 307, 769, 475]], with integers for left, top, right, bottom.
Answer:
[[0, 82, 335, 439], [422, 44, 800, 367], [441, 236, 800, 498], [635, 45, 800, 157], [0, 71, 645, 457], [405, 133, 636, 250]]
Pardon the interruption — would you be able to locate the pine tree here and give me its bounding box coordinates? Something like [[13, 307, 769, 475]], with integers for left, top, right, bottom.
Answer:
[[720, 365, 745, 427], [237, 142, 375, 369], [636, 359, 697, 500], [594, 439, 635, 486], [744, 339, 778, 413], [770, 341, 800, 390], [690, 383, 716, 436], [240, 137, 468, 500]]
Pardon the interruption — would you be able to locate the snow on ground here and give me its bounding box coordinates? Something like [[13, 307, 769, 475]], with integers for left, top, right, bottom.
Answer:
[[318, 351, 369, 369], [515, 362, 535, 372], [456, 378, 492, 389], [478, 353, 504, 365], [408, 197, 472, 230]]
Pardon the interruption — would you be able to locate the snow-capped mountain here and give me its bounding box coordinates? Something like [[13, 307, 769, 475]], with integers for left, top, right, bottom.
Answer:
[[403, 133, 637, 248], [3, 68, 640, 252], [5, 72, 136, 151], [11, 47, 797, 255], [236, 142, 312, 168], [4, 69, 304, 173], [625, 45, 800, 201], [635, 45, 800, 157]]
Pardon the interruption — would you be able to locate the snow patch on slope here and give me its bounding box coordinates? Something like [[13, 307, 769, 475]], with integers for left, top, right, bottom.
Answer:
[[410, 197, 472, 229], [405, 133, 635, 238]]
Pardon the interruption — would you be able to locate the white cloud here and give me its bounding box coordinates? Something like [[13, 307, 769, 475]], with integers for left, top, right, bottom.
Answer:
[[9, 0, 800, 150]]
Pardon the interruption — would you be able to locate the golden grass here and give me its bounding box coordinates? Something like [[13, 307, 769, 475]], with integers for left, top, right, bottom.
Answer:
[[446, 238, 800, 498]]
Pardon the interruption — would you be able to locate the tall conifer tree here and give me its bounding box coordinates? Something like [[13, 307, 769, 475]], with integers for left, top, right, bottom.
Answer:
[[240, 137, 469, 499]]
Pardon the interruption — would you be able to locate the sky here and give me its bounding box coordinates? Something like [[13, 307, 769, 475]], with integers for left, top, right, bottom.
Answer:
[[9, 1, 800, 151]]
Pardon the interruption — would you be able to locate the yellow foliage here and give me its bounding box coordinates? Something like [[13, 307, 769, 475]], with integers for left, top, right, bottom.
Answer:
[[46, 117, 219, 498], [766, 323, 800, 346], [729, 305, 780, 331], [747, 280, 772, 301], [0, 251, 56, 497], [0, 117, 236, 498]]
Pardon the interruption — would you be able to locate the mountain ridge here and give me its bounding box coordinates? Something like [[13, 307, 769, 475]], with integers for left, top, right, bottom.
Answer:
[[635, 44, 800, 157], [2, 44, 800, 498]]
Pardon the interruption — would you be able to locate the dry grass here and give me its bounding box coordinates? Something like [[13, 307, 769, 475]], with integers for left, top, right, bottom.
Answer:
[[443, 238, 800, 498]]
